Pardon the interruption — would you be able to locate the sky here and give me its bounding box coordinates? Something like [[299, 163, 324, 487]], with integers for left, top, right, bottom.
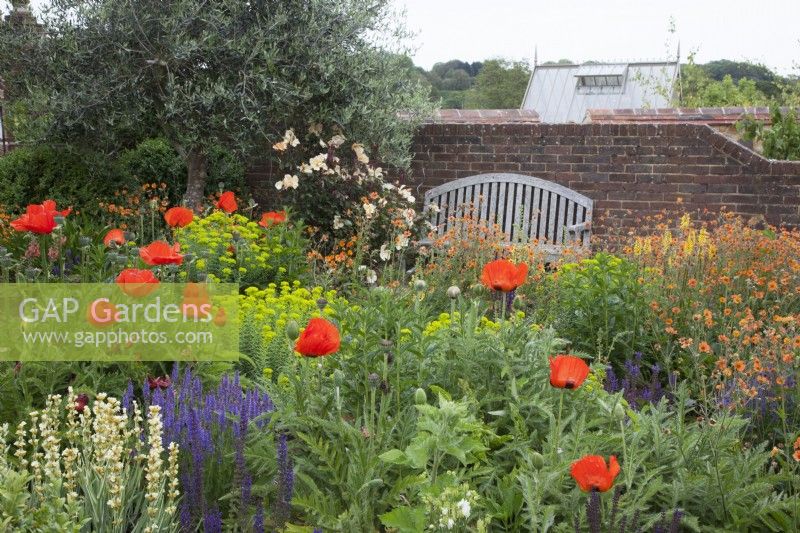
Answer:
[[392, 0, 800, 74]]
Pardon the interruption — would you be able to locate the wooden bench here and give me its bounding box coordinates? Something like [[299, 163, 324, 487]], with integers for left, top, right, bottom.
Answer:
[[423, 173, 593, 256]]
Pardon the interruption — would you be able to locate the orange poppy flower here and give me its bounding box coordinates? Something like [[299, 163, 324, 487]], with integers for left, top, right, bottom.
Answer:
[[480, 259, 528, 292], [164, 206, 194, 228], [10, 200, 70, 234], [87, 299, 118, 328], [140, 241, 183, 266], [549, 355, 590, 389], [216, 191, 238, 213], [103, 228, 126, 247], [295, 317, 341, 357], [213, 307, 227, 327], [259, 211, 287, 227], [182, 283, 211, 320], [570, 455, 621, 492], [116, 268, 159, 298]]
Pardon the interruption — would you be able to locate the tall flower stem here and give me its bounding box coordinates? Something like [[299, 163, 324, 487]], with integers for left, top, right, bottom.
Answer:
[[619, 419, 630, 489], [553, 390, 564, 461], [39, 235, 49, 281]]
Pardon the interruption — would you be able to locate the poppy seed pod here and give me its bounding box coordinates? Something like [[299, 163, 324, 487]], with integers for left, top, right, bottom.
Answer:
[[285, 320, 300, 340], [368, 373, 380, 388], [414, 388, 427, 405], [530, 451, 545, 469], [447, 286, 461, 299]]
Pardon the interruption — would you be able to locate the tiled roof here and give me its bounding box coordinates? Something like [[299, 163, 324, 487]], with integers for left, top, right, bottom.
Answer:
[[585, 107, 786, 125], [425, 109, 540, 124]]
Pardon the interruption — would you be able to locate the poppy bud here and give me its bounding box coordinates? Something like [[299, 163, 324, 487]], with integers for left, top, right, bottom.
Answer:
[[413, 279, 427, 292], [447, 285, 461, 299], [414, 388, 427, 405], [285, 320, 300, 340], [530, 451, 544, 469], [333, 369, 345, 386], [368, 373, 380, 388], [613, 403, 626, 421]]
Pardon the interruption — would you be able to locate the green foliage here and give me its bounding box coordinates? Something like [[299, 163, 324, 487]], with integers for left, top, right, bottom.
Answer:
[[1, 0, 432, 200], [676, 54, 800, 108], [464, 60, 531, 109], [738, 106, 800, 160], [0, 145, 119, 212], [118, 138, 247, 203], [680, 64, 770, 107], [380, 395, 490, 475], [551, 253, 651, 364], [423, 60, 484, 108]]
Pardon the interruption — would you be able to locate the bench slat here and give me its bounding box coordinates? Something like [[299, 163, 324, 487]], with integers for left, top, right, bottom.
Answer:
[[424, 173, 592, 252]]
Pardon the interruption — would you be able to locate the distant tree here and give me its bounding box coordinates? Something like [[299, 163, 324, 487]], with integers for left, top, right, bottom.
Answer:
[[703, 59, 780, 97], [678, 54, 771, 107], [0, 0, 432, 206], [463, 59, 531, 109]]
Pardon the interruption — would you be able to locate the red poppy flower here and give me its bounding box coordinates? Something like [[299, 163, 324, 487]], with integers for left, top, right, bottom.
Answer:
[[74, 393, 89, 413], [480, 259, 528, 292], [164, 206, 194, 228], [41, 200, 72, 217], [295, 317, 341, 357], [9, 200, 69, 234], [570, 455, 620, 492], [148, 376, 172, 389], [216, 191, 237, 213], [103, 228, 126, 247], [116, 268, 159, 297], [259, 211, 287, 227], [549, 355, 590, 389], [140, 241, 183, 266]]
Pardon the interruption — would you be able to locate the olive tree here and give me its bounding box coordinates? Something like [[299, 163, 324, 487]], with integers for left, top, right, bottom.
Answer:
[[0, 0, 431, 206]]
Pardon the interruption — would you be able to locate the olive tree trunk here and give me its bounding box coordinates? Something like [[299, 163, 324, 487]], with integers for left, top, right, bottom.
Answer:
[[183, 150, 208, 209]]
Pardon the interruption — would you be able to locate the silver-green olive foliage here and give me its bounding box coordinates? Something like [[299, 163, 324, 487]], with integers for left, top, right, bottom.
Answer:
[[0, 0, 432, 204]]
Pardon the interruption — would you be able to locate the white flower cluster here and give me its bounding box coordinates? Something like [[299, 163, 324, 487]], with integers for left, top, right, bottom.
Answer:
[[5, 391, 180, 531], [422, 481, 480, 531]]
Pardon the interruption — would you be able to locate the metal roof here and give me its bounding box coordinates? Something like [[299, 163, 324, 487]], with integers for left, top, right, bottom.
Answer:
[[521, 61, 680, 123]]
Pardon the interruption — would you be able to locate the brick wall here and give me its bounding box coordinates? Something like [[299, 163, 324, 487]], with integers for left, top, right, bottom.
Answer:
[[406, 122, 800, 233]]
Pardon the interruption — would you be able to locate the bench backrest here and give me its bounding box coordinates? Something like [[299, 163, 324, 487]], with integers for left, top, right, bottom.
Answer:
[[423, 173, 593, 248]]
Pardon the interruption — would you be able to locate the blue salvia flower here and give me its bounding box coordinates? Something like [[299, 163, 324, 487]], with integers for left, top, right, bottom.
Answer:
[[132, 364, 277, 531], [605, 354, 667, 410], [203, 507, 222, 533], [253, 504, 264, 533], [273, 432, 294, 528], [122, 381, 134, 413]]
